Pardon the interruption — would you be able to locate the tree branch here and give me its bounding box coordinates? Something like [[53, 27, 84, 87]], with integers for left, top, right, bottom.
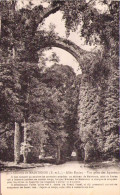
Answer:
[[42, 5, 61, 21], [34, 5, 61, 27]]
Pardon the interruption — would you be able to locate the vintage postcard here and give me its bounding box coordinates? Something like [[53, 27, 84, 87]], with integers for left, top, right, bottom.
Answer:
[[0, 0, 119, 195]]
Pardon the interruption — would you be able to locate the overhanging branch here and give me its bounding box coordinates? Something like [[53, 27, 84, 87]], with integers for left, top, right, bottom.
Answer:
[[35, 5, 61, 26]]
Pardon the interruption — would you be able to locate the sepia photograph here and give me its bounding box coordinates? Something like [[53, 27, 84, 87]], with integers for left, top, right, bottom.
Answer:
[[0, 0, 119, 195]]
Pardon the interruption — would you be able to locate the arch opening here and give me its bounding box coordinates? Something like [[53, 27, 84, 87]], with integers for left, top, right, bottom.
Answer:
[[38, 47, 82, 75], [34, 32, 95, 73]]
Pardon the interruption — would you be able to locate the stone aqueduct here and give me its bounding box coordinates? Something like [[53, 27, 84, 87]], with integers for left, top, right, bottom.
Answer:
[[34, 33, 98, 73], [14, 5, 103, 163]]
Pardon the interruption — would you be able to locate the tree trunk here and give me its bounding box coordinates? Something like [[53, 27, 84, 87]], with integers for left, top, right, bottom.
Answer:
[[14, 122, 20, 164], [23, 153, 27, 164], [56, 146, 61, 164], [40, 138, 45, 157], [23, 119, 27, 163], [0, 12, 1, 38]]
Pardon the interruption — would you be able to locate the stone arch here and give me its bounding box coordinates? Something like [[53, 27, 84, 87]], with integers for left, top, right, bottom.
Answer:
[[41, 47, 81, 74], [34, 33, 97, 73]]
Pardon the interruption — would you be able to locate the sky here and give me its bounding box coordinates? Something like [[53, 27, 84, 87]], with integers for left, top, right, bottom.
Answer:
[[38, 10, 98, 75], [16, 0, 108, 75], [39, 11, 85, 75]]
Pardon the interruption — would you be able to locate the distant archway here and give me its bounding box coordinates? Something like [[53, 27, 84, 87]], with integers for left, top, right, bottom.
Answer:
[[34, 33, 97, 73], [40, 47, 82, 75]]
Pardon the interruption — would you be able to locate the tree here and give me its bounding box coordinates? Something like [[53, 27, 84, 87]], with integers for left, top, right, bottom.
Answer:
[[100, 55, 119, 160], [0, 53, 23, 163], [50, 0, 118, 46], [56, 0, 119, 161], [19, 63, 79, 163], [40, 64, 79, 162]]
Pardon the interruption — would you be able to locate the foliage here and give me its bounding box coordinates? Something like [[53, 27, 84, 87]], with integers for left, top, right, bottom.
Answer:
[[101, 56, 119, 159], [0, 126, 14, 161], [26, 64, 79, 162], [52, 0, 119, 47], [0, 55, 23, 124], [78, 74, 103, 161]]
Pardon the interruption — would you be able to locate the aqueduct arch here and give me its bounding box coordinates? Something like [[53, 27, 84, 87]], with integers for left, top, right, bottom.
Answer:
[[33, 33, 98, 73]]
